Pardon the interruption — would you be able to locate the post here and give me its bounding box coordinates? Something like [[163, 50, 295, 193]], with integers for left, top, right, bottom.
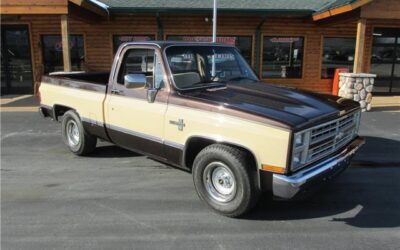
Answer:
[[211, 0, 217, 77], [61, 14, 71, 72], [353, 18, 366, 73], [212, 0, 217, 43]]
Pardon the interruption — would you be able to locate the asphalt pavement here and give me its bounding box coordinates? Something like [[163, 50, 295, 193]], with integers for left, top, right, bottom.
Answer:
[[1, 110, 400, 250]]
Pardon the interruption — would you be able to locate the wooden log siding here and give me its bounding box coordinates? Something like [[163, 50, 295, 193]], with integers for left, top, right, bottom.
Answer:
[[1, 13, 399, 93]]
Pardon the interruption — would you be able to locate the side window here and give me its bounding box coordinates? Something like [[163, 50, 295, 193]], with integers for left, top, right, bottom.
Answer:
[[117, 49, 155, 85], [117, 48, 165, 89]]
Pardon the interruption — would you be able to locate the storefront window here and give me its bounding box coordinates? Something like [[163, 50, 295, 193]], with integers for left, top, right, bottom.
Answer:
[[262, 36, 304, 78], [321, 37, 355, 79], [41, 35, 84, 73], [112, 35, 155, 53], [166, 35, 252, 64]]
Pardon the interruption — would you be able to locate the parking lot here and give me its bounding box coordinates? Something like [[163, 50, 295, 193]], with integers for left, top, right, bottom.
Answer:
[[1, 105, 400, 249]]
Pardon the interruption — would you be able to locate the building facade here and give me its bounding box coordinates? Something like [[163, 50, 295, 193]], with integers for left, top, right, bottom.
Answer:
[[1, 0, 400, 95]]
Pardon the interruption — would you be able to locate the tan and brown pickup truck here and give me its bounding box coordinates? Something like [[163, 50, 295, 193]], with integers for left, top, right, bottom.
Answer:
[[39, 41, 364, 217]]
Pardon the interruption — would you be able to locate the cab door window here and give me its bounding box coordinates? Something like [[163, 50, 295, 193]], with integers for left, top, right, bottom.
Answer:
[[117, 48, 155, 87]]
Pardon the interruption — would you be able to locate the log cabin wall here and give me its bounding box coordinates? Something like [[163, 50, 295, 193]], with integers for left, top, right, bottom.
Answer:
[[1, 12, 400, 93]]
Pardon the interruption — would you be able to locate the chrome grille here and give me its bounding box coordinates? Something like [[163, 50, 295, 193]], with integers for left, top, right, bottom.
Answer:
[[307, 113, 357, 163]]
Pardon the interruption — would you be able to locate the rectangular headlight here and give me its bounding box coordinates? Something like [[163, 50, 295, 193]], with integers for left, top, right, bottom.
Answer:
[[291, 131, 310, 171]]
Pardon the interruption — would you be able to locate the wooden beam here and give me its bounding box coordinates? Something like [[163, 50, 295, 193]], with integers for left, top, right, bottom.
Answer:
[[0, 6, 68, 14], [0, 0, 68, 14], [353, 18, 366, 73], [61, 14, 71, 72]]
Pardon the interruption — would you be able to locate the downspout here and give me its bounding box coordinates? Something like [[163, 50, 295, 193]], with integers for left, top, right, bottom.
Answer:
[[156, 13, 164, 40], [255, 16, 267, 77]]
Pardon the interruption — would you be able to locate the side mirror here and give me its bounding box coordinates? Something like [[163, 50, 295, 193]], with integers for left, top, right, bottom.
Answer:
[[124, 74, 147, 89]]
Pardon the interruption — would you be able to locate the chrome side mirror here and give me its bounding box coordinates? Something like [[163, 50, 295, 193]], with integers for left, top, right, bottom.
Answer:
[[147, 88, 158, 103], [124, 74, 147, 89]]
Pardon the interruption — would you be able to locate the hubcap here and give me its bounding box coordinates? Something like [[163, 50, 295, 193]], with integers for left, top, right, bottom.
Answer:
[[66, 120, 80, 147], [203, 162, 237, 203]]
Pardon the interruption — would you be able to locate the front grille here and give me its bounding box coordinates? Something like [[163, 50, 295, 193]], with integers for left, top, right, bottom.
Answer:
[[307, 112, 358, 163]]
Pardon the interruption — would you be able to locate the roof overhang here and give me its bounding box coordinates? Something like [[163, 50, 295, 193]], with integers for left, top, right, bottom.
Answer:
[[0, 0, 108, 17], [0, 0, 68, 15], [107, 7, 314, 17], [313, 0, 373, 21]]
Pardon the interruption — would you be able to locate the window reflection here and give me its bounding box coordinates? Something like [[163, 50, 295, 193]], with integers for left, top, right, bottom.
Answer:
[[321, 37, 355, 79], [41, 35, 84, 73], [262, 36, 304, 79], [167, 35, 252, 65]]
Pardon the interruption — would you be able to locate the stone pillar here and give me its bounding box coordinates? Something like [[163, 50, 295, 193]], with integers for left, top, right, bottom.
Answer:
[[338, 73, 376, 112]]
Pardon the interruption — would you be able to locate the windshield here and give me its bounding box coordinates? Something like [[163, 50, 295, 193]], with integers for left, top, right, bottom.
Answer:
[[165, 45, 258, 90]]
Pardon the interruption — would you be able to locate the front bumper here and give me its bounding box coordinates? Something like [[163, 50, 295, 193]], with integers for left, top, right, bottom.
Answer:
[[272, 137, 364, 199]]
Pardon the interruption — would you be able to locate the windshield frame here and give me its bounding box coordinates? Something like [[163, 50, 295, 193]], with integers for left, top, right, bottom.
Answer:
[[163, 44, 259, 91]]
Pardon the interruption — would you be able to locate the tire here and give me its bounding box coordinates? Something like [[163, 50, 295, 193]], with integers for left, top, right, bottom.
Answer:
[[61, 110, 97, 156], [192, 144, 259, 217]]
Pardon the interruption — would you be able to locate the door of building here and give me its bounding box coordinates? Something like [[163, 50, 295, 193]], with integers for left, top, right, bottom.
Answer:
[[1, 25, 34, 95], [370, 28, 400, 94]]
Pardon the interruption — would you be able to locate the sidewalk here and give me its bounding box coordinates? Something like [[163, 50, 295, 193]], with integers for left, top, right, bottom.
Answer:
[[0, 95, 39, 112], [370, 96, 400, 112]]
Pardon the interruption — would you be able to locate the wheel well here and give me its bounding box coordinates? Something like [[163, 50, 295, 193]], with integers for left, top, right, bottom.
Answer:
[[184, 137, 257, 172], [53, 105, 74, 121]]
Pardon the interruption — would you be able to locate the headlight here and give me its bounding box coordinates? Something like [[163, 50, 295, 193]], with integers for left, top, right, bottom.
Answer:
[[294, 133, 304, 147], [291, 131, 310, 171]]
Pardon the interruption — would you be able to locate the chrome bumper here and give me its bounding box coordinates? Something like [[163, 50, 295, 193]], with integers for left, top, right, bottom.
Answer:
[[272, 137, 364, 199]]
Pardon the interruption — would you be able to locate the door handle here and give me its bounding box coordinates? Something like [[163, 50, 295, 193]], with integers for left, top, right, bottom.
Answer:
[[111, 89, 123, 95]]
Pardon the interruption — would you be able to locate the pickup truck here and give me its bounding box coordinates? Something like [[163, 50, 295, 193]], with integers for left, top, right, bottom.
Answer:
[[39, 41, 364, 217]]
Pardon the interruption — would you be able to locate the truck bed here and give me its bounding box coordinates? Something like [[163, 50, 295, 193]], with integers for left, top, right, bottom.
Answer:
[[41, 72, 109, 93]]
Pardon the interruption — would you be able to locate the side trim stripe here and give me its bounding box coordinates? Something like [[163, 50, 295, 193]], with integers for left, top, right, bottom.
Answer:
[[80, 116, 185, 149], [107, 123, 164, 144]]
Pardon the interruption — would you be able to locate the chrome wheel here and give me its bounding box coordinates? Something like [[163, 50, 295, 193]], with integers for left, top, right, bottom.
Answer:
[[66, 120, 80, 147], [203, 162, 237, 203]]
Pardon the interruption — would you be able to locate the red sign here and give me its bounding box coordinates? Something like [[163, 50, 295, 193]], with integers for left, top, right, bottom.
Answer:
[[179, 36, 237, 45], [269, 37, 299, 43], [118, 36, 152, 43]]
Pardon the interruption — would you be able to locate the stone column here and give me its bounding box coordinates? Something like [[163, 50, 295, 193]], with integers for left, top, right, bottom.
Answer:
[[338, 73, 376, 112]]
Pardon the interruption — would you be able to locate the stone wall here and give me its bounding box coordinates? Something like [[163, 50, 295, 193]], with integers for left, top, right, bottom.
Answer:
[[338, 73, 376, 112]]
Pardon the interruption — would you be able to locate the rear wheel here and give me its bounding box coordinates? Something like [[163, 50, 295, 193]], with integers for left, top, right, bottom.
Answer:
[[61, 110, 96, 155], [192, 144, 259, 217]]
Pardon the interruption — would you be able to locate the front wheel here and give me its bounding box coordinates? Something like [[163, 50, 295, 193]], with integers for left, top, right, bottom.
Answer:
[[192, 144, 259, 217], [61, 110, 97, 156]]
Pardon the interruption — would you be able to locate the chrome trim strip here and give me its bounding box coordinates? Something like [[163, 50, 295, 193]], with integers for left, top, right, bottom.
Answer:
[[273, 137, 364, 199], [107, 123, 164, 144]]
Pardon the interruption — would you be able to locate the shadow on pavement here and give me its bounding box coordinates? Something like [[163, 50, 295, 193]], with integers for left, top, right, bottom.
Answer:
[[353, 136, 400, 166], [81, 135, 400, 228], [245, 166, 400, 228], [87, 145, 141, 158], [244, 136, 400, 228]]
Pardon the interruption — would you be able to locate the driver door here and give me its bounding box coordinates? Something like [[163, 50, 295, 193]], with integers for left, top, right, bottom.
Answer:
[[105, 46, 169, 157]]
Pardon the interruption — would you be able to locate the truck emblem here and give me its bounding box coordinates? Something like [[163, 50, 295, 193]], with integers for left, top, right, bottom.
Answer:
[[170, 119, 185, 131]]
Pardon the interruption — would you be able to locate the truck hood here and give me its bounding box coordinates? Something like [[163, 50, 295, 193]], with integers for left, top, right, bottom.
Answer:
[[178, 81, 360, 130]]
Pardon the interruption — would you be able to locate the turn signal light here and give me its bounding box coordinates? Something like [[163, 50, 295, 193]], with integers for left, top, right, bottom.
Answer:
[[261, 164, 286, 174]]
